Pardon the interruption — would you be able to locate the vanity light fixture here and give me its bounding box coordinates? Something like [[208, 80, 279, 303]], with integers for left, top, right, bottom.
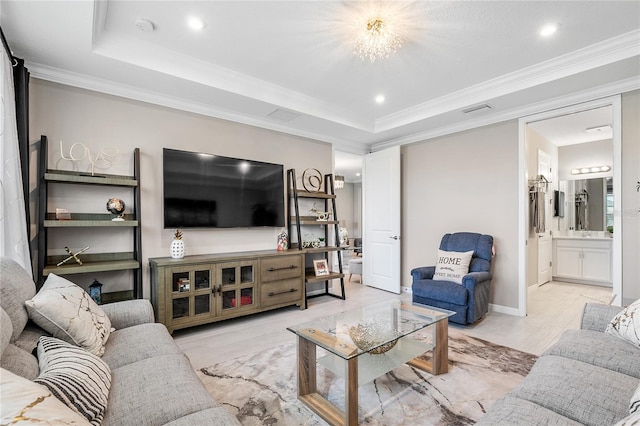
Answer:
[[571, 165, 611, 175]]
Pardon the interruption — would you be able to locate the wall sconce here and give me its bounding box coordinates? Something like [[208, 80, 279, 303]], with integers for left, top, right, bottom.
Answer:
[[570, 165, 611, 175], [334, 175, 345, 190]]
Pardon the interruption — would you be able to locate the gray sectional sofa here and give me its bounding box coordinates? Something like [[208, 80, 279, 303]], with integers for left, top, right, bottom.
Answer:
[[478, 303, 640, 425], [0, 257, 239, 425]]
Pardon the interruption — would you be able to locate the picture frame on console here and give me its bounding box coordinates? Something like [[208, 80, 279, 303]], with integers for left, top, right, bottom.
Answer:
[[313, 259, 329, 276]]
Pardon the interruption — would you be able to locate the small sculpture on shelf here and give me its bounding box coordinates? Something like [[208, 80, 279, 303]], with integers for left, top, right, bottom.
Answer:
[[301, 168, 323, 193], [309, 203, 332, 221], [106, 198, 125, 221], [338, 226, 349, 246], [302, 233, 321, 249], [171, 229, 185, 259], [56, 246, 89, 267]]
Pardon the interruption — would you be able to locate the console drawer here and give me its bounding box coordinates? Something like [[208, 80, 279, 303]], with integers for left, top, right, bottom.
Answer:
[[260, 255, 303, 283], [261, 279, 303, 308]]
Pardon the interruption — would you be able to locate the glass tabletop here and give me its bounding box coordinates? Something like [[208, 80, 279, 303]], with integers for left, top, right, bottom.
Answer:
[[286, 300, 454, 360]]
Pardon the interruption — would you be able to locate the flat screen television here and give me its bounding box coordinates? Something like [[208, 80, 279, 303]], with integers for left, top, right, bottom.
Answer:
[[163, 148, 285, 228]]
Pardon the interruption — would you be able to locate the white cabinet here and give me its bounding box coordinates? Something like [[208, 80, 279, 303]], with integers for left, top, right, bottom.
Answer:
[[553, 238, 612, 285]]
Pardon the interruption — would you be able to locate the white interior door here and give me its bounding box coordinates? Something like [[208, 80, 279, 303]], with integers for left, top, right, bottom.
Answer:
[[363, 146, 401, 294], [537, 149, 552, 285]]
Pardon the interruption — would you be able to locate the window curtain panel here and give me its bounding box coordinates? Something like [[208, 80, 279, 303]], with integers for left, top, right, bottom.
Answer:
[[0, 36, 31, 275]]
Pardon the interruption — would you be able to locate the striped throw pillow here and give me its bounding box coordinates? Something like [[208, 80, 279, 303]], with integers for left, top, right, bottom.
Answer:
[[34, 336, 111, 426]]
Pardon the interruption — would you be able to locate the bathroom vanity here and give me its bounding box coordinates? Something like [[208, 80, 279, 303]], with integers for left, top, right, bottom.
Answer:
[[552, 232, 612, 286]]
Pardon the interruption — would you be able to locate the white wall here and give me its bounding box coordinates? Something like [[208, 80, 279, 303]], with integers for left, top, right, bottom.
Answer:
[[29, 79, 333, 298], [402, 121, 519, 308], [621, 90, 640, 303]]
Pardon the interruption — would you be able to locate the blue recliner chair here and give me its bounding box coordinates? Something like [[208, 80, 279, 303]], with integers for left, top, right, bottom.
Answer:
[[411, 232, 494, 325]]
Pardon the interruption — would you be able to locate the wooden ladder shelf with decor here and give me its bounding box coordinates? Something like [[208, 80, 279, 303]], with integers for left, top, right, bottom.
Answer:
[[287, 169, 346, 308]]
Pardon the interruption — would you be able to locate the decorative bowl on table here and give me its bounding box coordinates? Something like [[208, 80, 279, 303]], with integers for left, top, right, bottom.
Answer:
[[348, 322, 401, 354]]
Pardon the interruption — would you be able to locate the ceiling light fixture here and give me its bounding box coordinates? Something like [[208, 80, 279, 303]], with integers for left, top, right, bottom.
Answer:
[[187, 16, 206, 31], [571, 165, 611, 175], [375, 94, 385, 104], [334, 175, 345, 190], [354, 17, 403, 62], [539, 23, 558, 37]]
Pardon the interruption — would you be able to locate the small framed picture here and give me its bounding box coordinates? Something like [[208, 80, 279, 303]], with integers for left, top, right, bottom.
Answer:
[[313, 259, 330, 276]]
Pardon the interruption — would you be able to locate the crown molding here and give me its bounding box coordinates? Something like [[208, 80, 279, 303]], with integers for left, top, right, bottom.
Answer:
[[370, 76, 640, 152], [374, 29, 640, 133], [27, 62, 369, 152], [90, 1, 373, 134]]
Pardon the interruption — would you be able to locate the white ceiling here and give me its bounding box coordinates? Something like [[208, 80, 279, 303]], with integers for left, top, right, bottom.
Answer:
[[2, 0, 639, 161]]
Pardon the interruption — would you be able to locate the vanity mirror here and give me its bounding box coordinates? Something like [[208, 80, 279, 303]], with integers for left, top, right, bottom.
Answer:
[[558, 177, 613, 232]]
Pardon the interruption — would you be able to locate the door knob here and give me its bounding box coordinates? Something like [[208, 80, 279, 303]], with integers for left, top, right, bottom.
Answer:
[[389, 236, 399, 240]]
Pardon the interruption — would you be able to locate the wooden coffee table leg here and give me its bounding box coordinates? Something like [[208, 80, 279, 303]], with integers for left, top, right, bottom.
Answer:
[[407, 318, 449, 375], [345, 357, 358, 425], [298, 336, 317, 396], [297, 336, 359, 426], [431, 318, 449, 374]]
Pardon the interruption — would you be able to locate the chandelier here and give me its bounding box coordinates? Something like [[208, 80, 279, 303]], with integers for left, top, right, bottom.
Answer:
[[334, 175, 345, 189], [354, 17, 403, 62]]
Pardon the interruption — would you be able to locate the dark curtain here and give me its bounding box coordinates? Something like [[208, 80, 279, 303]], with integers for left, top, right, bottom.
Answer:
[[2, 27, 31, 266], [13, 58, 30, 237]]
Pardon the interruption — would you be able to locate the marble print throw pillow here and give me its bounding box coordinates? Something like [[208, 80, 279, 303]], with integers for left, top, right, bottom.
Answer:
[[606, 298, 640, 349], [24, 274, 113, 356], [0, 367, 91, 425], [433, 250, 474, 284]]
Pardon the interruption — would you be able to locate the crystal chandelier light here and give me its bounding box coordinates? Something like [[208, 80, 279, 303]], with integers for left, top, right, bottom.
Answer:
[[354, 17, 403, 62]]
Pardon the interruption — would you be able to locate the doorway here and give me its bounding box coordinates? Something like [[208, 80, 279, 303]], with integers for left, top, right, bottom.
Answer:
[[518, 96, 622, 315]]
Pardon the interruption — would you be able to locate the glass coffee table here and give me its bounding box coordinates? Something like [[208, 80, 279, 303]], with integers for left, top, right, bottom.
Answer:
[[286, 300, 455, 426]]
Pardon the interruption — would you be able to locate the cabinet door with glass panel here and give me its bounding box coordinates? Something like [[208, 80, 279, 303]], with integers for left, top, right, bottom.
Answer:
[[217, 260, 256, 315], [167, 264, 216, 327]]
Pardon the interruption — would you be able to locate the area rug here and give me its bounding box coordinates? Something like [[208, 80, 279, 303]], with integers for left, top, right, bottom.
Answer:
[[197, 328, 537, 425]]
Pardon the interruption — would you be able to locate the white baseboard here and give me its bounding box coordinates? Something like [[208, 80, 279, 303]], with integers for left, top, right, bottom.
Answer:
[[489, 303, 522, 316]]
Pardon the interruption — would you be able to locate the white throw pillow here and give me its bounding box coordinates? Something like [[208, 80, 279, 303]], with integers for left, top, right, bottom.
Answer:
[[24, 274, 113, 356], [630, 383, 640, 415], [606, 298, 640, 349], [614, 411, 640, 426], [433, 250, 474, 284], [34, 336, 111, 426], [0, 367, 91, 425]]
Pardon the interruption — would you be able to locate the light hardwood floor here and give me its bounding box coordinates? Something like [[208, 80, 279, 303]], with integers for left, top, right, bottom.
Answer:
[[173, 279, 612, 370]]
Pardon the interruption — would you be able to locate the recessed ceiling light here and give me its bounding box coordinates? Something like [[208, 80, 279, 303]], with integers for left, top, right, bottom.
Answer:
[[539, 23, 558, 37], [187, 16, 206, 31], [135, 18, 155, 32], [375, 95, 385, 104]]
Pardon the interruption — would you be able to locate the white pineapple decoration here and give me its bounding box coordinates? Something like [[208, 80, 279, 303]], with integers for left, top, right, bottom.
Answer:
[[170, 229, 185, 259]]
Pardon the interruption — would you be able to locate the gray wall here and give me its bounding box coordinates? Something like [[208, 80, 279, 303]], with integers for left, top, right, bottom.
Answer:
[[29, 79, 333, 299], [27, 79, 640, 308], [402, 90, 640, 310], [402, 121, 519, 308]]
